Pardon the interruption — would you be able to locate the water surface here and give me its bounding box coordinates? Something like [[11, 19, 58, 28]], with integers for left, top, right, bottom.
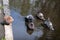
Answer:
[[10, 9, 43, 40]]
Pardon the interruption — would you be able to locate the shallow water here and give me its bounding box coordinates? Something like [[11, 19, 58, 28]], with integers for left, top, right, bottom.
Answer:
[[10, 9, 43, 40], [10, 0, 60, 40]]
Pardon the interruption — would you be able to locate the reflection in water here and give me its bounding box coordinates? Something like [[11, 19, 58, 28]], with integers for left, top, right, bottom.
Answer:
[[30, 0, 36, 5], [10, 9, 43, 40]]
